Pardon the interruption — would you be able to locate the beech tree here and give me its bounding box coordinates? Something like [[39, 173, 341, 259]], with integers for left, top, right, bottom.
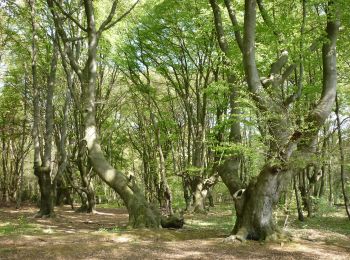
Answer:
[[46, 0, 160, 227], [1, 0, 349, 239], [209, 0, 339, 240]]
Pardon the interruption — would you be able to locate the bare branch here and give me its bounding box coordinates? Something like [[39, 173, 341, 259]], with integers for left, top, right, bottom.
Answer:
[[257, 0, 280, 39], [97, 0, 118, 34], [52, 0, 87, 32], [100, 0, 140, 34]]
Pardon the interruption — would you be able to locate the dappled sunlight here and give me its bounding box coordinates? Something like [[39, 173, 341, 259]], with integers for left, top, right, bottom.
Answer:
[[187, 219, 221, 227], [94, 210, 117, 216], [0, 205, 349, 259], [269, 241, 350, 260]]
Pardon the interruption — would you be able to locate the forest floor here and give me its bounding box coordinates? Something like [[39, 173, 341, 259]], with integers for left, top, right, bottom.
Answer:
[[0, 204, 349, 259]]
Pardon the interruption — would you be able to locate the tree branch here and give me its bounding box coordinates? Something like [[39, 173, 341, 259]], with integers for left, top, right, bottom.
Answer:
[[223, 0, 243, 52], [99, 0, 140, 34], [52, 0, 87, 32], [256, 0, 280, 38], [243, 0, 262, 94], [47, 0, 83, 79], [97, 0, 118, 34]]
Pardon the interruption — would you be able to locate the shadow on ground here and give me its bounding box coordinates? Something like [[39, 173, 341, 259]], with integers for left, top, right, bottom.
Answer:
[[0, 205, 349, 259]]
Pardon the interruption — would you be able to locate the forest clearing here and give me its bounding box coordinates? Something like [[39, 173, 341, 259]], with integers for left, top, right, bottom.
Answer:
[[1, 204, 349, 259], [1, 0, 350, 259]]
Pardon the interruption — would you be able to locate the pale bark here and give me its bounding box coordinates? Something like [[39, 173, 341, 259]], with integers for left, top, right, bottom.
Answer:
[[209, 0, 242, 199], [30, 0, 57, 217], [70, 0, 159, 227], [210, 0, 339, 240], [335, 94, 350, 220]]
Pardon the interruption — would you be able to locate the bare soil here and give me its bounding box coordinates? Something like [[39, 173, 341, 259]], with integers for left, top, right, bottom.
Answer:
[[0, 205, 349, 259]]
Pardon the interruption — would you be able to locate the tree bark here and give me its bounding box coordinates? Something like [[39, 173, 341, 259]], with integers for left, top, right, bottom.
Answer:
[[335, 94, 350, 220], [30, 0, 57, 217], [209, 0, 339, 240], [294, 175, 304, 221], [82, 0, 159, 227]]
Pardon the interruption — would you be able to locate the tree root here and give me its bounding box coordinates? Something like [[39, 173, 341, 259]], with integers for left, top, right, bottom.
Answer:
[[223, 227, 248, 243], [265, 229, 292, 242], [75, 205, 95, 214], [223, 235, 246, 243]]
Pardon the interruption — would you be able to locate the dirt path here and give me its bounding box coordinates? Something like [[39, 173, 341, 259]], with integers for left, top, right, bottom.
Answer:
[[0, 205, 349, 259]]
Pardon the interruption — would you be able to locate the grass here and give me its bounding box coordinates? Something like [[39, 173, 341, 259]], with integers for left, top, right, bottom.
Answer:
[[95, 204, 235, 241], [0, 215, 42, 236], [291, 215, 350, 236], [96, 202, 124, 209], [185, 204, 235, 231]]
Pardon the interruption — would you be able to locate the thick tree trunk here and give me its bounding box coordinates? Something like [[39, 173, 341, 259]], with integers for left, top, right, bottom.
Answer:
[[30, 0, 56, 217], [220, 0, 338, 241], [35, 167, 54, 217], [232, 165, 291, 240]]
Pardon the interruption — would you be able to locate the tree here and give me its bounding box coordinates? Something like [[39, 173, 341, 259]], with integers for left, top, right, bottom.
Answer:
[[209, 0, 339, 240], [47, 0, 160, 227]]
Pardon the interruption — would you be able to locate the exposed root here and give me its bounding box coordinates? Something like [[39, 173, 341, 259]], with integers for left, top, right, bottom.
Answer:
[[265, 229, 292, 242], [223, 235, 246, 243], [75, 206, 95, 214]]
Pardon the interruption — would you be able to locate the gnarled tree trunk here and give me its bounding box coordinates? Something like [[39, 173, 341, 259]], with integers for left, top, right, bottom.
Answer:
[[210, 0, 339, 240]]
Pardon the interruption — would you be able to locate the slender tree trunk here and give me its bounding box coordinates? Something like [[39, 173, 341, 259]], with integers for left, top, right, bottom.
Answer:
[[294, 175, 304, 221], [335, 94, 350, 220], [150, 112, 173, 215], [328, 163, 333, 205], [16, 72, 28, 208]]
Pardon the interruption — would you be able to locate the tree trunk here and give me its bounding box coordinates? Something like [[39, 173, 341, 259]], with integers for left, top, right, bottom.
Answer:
[[16, 72, 28, 208], [80, 0, 160, 227], [294, 175, 304, 221], [150, 112, 173, 215], [192, 178, 208, 213], [183, 176, 192, 212], [232, 165, 291, 240], [335, 94, 350, 220], [29, 0, 56, 217], [227, 0, 338, 240], [35, 167, 54, 217], [328, 163, 333, 206]]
